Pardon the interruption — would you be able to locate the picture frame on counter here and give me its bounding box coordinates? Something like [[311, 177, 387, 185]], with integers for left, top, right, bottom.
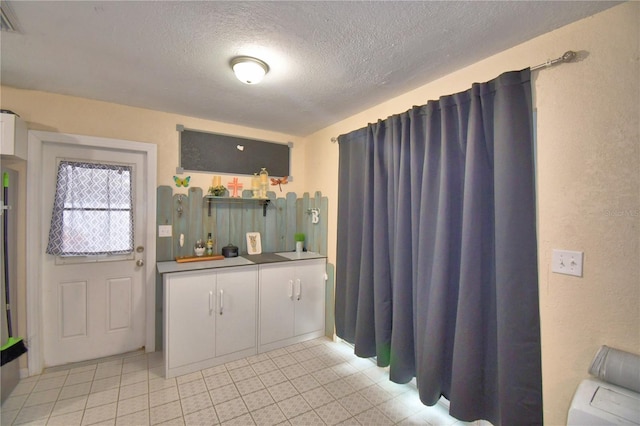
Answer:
[[246, 232, 262, 255]]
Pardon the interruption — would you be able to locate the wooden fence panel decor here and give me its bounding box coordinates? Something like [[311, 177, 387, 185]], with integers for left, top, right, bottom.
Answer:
[[155, 186, 329, 261]]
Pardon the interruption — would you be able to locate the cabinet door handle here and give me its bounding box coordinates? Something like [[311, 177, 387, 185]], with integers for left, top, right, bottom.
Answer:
[[296, 279, 301, 300], [219, 289, 224, 315], [208, 291, 213, 314], [288, 280, 293, 299]]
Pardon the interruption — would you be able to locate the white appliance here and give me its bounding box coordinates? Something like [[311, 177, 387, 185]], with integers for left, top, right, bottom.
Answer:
[[568, 378, 640, 425]]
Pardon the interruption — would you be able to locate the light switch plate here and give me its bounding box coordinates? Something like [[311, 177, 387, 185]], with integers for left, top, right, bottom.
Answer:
[[158, 225, 172, 238], [552, 249, 583, 277]]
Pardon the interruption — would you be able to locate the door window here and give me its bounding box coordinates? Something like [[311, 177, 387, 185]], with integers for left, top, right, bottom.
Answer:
[[46, 161, 134, 256]]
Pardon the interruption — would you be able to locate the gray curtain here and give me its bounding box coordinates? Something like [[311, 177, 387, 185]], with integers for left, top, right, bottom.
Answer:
[[335, 69, 542, 425]]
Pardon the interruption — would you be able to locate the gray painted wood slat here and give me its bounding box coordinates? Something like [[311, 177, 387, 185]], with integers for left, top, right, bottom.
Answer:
[[275, 197, 287, 252], [250, 190, 268, 253], [264, 192, 277, 253], [305, 192, 313, 253], [256, 193, 268, 242], [173, 193, 190, 258], [285, 192, 297, 252], [241, 191, 254, 254], [310, 193, 320, 253], [299, 192, 310, 251], [187, 187, 203, 252], [320, 195, 329, 256], [202, 197, 218, 253], [156, 186, 174, 261], [228, 202, 243, 251], [311, 191, 322, 254], [216, 201, 231, 249]]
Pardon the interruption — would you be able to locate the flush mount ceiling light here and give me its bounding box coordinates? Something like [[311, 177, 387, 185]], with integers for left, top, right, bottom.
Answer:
[[230, 56, 269, 85]]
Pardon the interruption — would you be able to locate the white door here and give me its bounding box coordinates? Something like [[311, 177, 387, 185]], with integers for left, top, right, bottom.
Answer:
[[294, 260, 326, 336], [259, 264, 295, 345], [41, 142, 147, 366], [215, 267, 257, 357], [165, 271, 215, 370]]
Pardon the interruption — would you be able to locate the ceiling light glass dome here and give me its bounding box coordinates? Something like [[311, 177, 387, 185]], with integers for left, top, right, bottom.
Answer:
[[231, 56, 269, 85]]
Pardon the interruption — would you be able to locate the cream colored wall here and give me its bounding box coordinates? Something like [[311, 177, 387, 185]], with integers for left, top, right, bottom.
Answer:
[[304, 3, 639, 425], [0, 88, 306, 193]]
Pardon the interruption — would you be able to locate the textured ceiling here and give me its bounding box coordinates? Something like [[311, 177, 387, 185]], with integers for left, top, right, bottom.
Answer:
[[0, 1, 619, 136]]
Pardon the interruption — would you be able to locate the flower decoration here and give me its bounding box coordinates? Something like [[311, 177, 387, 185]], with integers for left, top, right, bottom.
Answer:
[[208, 185, 226, 196]]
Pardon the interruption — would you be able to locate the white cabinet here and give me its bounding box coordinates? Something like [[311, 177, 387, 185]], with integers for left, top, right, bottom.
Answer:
[[294, 261, 326, 336], [0, 113, 27, 160], [259, 259, 326, 352], [164, 266, 257, 377], [259, 266, 295, 344], [215, 269, 257, 357], [162, 257, 326, 378], [165, 273, 215, 370]]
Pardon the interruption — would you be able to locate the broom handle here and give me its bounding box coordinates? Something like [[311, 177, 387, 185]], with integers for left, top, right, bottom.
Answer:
[[3, 172, 13, 337]]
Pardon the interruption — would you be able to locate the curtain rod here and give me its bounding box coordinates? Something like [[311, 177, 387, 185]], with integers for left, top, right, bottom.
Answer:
[[530, 50, 577, 71], [330, 50, 578, 143]]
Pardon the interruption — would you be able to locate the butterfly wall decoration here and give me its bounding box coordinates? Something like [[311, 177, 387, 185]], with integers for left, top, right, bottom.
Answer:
[[270, 176, 288, 192], [173, 176, 191, 187]]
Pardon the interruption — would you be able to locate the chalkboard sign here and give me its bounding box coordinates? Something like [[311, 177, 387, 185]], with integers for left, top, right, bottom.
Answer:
[[178, 126, 291, 177]]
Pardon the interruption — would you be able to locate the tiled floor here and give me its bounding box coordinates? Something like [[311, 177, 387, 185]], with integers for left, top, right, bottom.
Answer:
[[1, 338, 483, 425]]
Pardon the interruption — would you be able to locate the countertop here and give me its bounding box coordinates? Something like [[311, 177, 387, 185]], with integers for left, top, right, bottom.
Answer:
[[157, 251, 326, 274]]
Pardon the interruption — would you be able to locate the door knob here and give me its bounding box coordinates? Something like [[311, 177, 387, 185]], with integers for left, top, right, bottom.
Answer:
[[136, 259, 144, 267]]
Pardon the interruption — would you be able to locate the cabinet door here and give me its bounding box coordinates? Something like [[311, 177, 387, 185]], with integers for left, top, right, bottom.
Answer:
[[294, 260, 326, 336], [259, 264, 295, 345], [166, 273, 215, 369], [215, 267, 257, 357]]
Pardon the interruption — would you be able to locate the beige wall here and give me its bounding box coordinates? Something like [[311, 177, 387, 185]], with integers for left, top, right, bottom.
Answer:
[[0, 88, 306, 193], [305, 3, 639, 425], [1, 2, 638, 423]]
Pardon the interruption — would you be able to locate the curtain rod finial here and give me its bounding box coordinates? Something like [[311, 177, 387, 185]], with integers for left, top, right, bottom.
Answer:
[[562, 51, 577, 63]]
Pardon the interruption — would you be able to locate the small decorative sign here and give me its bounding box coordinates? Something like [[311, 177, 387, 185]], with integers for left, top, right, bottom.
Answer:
[[246, 232, 262, 255]]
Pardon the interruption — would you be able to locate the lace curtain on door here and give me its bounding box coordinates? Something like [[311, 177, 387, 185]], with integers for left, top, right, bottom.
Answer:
[[46, 161, 134, 256]]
